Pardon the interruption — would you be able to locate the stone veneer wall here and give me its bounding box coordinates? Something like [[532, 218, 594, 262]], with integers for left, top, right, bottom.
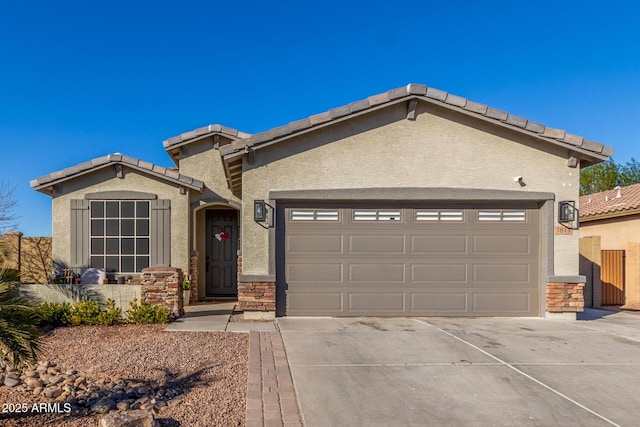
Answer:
[[546, 282, 585, 313], [238, 282, 275, 312], [189, 255, 198, 304], [141, 266, 184, 318]]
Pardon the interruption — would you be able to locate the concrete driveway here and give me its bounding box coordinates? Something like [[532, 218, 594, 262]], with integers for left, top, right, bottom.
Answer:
[[278, 309, 640, 427]]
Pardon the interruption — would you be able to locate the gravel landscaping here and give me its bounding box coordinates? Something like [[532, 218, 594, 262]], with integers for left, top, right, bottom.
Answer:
[[0, 324, 248, 426]]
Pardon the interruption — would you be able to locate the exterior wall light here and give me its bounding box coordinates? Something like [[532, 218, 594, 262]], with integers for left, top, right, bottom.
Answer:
[[558, 201, 576, 223], [254, 200, 266, 222]]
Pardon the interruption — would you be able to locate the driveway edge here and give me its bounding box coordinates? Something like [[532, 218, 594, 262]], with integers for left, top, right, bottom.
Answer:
[[246, 331, 303, 427]]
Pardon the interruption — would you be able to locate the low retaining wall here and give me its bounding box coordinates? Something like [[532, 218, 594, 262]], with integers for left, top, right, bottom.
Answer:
[[17, 284, 141, 312]]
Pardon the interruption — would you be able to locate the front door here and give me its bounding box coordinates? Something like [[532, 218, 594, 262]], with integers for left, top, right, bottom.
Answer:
[[205, 210, 238, 297]]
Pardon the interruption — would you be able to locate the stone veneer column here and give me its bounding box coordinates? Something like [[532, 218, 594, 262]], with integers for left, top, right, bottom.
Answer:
[[140, 266, 184, 318], [238, 282, 275, 314], [546, 282, 585, 314], [189, 255, 198, 304]]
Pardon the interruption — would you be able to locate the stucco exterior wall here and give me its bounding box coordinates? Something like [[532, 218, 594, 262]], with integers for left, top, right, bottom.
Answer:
[[240, 101, 581, 277], [178, 136, 242, 298], [579, 215, 640, 249], [178, 136, 240, 205], [51, 167, 191, 273]]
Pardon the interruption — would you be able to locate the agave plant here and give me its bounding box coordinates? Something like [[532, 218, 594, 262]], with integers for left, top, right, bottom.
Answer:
[[0, 269, 42, 368]]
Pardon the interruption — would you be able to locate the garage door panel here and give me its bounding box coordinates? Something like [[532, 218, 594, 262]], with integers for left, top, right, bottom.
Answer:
[[472, 293, 531, 312], [349, 235, 405, 254], [411, 264, 467, 283], [348, 293, 405, 311], [411, 235, 467, 254], [348, 263, 405, 282], [473, 264, 531, 283], [411, 293, 468, 311], [287, 263, 343, 282], [287, 234, 343, 254], [473, 235, 533, 255], [287, 292, 343, 313]]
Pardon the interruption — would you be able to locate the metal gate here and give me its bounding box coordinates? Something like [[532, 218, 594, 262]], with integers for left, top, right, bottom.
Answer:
[[601, 250, 625, 305]]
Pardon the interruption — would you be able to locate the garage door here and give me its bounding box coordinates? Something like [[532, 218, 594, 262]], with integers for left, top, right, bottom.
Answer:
[[278, 203, 540, 316]]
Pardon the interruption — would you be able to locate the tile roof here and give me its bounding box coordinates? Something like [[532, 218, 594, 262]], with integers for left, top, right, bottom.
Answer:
[[219, 83, 614, 160], [579, 183, 640, 219], [30, 153, 204, 193], [163, 124, 251, 150]]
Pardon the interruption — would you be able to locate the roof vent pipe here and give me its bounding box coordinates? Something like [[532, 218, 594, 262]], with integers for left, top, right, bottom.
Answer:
[[615, 186, 622, 198]]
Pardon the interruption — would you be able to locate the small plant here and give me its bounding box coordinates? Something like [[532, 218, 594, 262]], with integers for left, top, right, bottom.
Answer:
[[182, 275, 191, 290], [69, 300, 101, 326], [126, 298, 172, 324], [36, 302, 72, 326], [96, 299, 123, 326], [0, 272, 42, 368]]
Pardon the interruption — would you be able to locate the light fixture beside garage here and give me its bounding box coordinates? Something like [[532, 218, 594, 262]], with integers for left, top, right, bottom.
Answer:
[[558, 201, 576, 223], [254, 200, 266, 222]]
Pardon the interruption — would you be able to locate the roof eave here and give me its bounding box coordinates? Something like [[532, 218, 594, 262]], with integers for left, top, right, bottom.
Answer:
[[220, 96, 410, 160], [31, 162, 204, 195], [220, 94, 611, 164], [580, 207, 640, 223]]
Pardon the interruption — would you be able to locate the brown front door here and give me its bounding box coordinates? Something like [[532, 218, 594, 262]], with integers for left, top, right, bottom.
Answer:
[[206, 210, 238, 297]]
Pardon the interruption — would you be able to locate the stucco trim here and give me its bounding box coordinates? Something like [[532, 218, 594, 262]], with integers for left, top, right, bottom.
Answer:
[[239, 274, 276, 283], [548, 275, 586, 283], [84, 191, 157, 200], [269, 188, 555, 201]]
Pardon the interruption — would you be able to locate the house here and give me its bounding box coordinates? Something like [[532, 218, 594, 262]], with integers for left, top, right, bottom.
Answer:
[[579, 184, 640, 309], [31, 84, 613, 319]]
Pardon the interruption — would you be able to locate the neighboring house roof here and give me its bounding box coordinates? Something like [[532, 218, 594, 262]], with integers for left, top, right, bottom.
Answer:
[[218, 83, 614, 196], [580, 183, 640, 221], [163, 124, 251, 151], [30, 153, 205, 195]]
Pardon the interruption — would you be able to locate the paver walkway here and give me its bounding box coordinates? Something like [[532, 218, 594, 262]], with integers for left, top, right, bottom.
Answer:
[[247, 331, 303, 427]]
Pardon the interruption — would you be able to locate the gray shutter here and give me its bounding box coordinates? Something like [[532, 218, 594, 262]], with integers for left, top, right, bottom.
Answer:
[[70, 199, 90, 268], [150, 199, 171, 267]]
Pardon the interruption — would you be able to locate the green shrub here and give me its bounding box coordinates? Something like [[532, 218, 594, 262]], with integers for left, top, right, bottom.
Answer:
[[36, 302, 72, 326], [96, 299, 123, 326], [126, 298, 172, 324], [69, 300, 101, 326]]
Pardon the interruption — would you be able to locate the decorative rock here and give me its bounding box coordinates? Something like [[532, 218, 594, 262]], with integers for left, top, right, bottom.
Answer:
[[25, 378, 43, 388], [4, 377, 21, 387], [99, 409, 159, 427], [44, 387, 63, 398], [91, 397, 117, 414], [166, 397, 182, 408], [25, 369, 38, 378], [49, 376, 63, 385], [116, 400, 130, 411], [39, 373, 50, 382], [33, 386, 43, 396], [111, 391, 126, 402]]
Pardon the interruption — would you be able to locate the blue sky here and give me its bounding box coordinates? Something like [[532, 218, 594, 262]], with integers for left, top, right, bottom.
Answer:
[[2, 1, 639, 236]]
